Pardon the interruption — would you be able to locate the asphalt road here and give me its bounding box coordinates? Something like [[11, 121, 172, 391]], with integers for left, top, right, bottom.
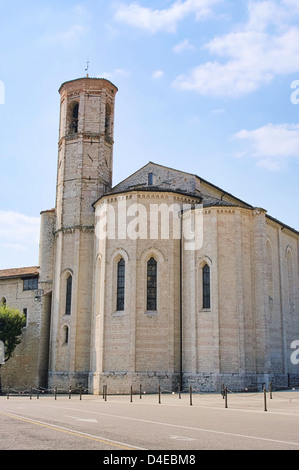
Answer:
[[0, 390, 299, 455]]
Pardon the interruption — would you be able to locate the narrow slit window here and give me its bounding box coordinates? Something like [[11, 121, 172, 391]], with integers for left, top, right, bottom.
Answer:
[[105, 103, 111, 139], [147, 257, 157, 311], [116, 258, 125, 311], [65, 275, 72, 315], [71, 103, 79, 133], [202, 264, 210, 309], [64, 326, 69, 344], [148, 172, 153, 185]]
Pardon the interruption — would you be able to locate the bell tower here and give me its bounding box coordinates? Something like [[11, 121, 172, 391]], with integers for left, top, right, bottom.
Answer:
[[48, 77, 118, 389], [56, 77, 118, 230]]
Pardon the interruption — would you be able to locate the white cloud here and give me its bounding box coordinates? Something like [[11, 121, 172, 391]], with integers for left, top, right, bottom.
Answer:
[[173, 1, 299, 97], [98, 69, 130, 80], [173, 38, 195, 53], [281, 0, 299, 14], [0, 211, 40, 269], [152, 70, 164, 79], [114, 0, 221, 34], [0, 211, 40, 245], [43, 24, 86, 47], [211, 108, 225, 114], [233, 123, 299, 170], [245, 0, 288, 31]]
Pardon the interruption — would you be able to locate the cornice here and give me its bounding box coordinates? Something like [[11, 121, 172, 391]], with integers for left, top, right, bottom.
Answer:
[[54, 225, 94, 236]]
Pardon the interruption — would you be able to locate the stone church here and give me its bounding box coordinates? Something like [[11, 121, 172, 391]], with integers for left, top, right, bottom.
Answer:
[[1, 76, 299, 393]]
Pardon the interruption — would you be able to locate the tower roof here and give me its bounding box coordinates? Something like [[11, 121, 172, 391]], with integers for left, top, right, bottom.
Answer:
[[58, 77, 118, 94]]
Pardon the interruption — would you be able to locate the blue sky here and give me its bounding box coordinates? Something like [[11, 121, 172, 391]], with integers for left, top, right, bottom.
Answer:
[[0, 0, 299, 269]]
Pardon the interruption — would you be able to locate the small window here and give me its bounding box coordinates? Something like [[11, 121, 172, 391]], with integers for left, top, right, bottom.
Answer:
[[65, 275, 72, 315], [148, 172, 153, 185], [64, 326, 69, 344], [147, 257, 157, 311], [23, 277, 38, 291], [202, 264, 210, 309], [116, 258, 125, 311]]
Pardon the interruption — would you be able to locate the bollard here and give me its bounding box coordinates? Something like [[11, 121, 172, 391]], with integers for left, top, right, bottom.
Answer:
[[54, 386, 57, 400], [69, 386, 72, 399], [158, 385, 161, 404], [264, 386, 267, 411], [189, 386, 193, 406], [140, 384, 142, 399], [269, 382, 272, 399], [225, 387, 228, 408], [80, 386, 82, 400], [37, 388, 39, 399], [7, 387, 9, 399], [130, 385, 133, 403], [178, 383, 181, 399]]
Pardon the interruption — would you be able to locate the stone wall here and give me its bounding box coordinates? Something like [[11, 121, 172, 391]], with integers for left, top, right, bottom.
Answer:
[[0, 273, 44, 389], [90, 190, 200, 394]]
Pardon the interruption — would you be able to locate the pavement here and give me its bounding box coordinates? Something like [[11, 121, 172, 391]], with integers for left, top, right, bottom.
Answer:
[[0, 389, 299, 455]]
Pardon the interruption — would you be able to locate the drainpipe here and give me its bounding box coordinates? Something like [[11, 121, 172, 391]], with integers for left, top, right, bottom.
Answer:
[[179, 211, 183, 392]]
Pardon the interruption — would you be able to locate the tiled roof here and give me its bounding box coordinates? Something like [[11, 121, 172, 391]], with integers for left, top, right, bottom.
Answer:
[[0, 266, 39, 280]]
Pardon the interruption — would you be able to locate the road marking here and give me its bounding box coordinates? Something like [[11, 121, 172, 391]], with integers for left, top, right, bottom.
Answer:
[[65, 415, 98, 423], [0, 410, 145, 450], [52, 405, 299, 448], [170, 435, 196, 441]]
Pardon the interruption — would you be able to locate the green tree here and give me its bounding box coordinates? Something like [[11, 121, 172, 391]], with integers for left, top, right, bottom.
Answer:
[[0, 303, 26, 393]]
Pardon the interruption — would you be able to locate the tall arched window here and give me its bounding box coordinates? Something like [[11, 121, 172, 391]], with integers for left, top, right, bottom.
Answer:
[[65, 274, 72, 315], [147, 257, 157, 311], [202, 264, 211, 309], [116, 258, 125, 311]]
